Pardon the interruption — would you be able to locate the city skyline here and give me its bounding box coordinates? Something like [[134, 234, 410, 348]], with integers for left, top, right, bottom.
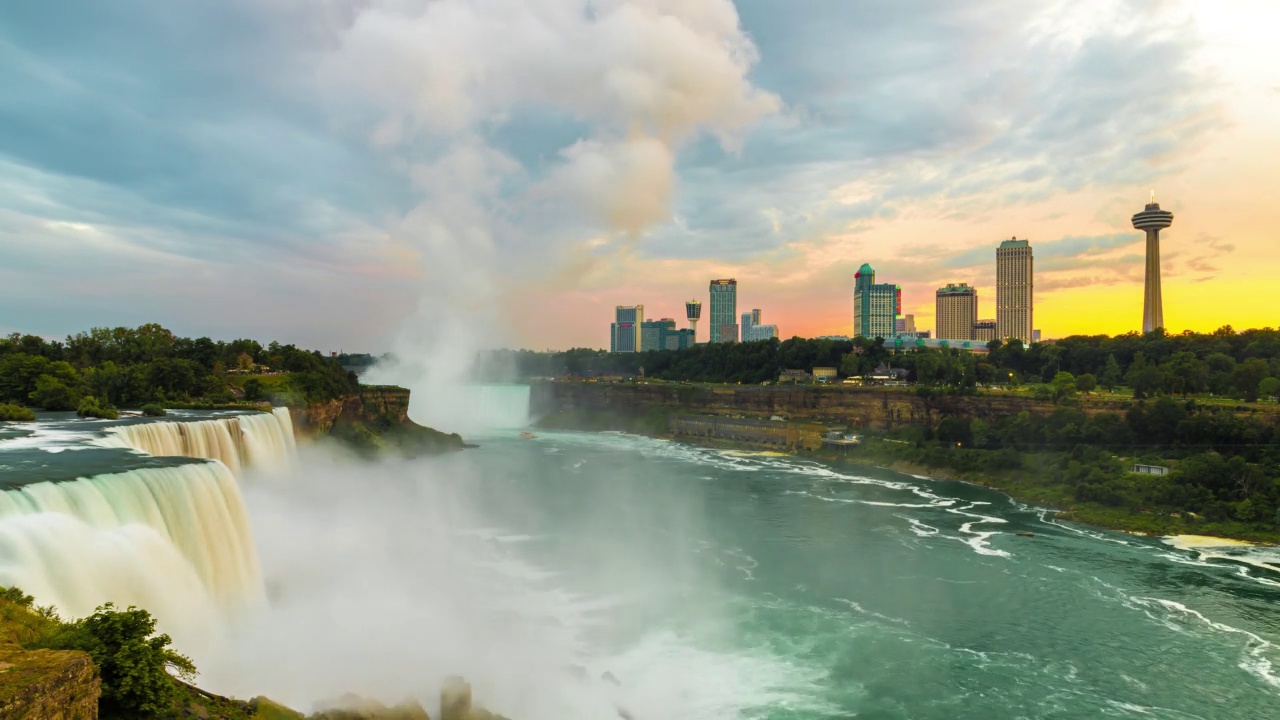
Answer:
[[2, 2, 1276, 353]]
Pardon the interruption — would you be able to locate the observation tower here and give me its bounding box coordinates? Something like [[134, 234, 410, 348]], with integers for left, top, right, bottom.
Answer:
[[685, 300, 702, 342], [1132, 193, 1174, 333]]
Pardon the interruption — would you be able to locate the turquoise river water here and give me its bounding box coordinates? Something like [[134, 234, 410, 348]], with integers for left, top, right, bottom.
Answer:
[[433, 429, 1280, 719], [3, 406, 1280, 719]]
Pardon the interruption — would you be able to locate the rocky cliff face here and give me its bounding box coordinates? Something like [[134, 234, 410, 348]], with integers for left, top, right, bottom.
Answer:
[[0, 646, 100, 720], [292, 386, 412, 438], [292, 386, 465, 456], [531, 381, 1100, 431]]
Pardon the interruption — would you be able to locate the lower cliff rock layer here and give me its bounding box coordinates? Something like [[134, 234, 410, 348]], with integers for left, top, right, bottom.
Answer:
[[0, 646, 100, 720]]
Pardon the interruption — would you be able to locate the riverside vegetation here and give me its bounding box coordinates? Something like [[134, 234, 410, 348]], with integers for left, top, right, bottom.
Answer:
[[0, 325, 465, 456], [520, 327, 1280, 543], [0, 586, 505, 720]]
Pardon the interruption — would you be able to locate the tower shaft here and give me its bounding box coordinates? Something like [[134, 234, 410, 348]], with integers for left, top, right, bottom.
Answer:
[[1132, 200, 1172, 334], [1142, 229, 1163, 334]]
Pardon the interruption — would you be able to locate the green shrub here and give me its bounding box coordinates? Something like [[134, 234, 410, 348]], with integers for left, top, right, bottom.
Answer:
[[242, 377, 265, 402], [35, 603, 196, 720], [0, 403, 35, 421], [0, 586, 34, 606], [77, 396, 120, 420], [140, 403, 167, 417]]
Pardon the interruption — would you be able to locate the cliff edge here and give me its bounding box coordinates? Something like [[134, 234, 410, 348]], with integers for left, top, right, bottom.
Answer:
[[293, 386, 467, 457]]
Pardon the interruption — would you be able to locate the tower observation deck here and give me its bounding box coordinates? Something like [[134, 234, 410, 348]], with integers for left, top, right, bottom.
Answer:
[[1132, 196, 1174, 334]]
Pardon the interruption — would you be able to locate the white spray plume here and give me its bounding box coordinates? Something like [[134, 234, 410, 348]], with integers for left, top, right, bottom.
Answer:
[[198, 441, 819, 719], [332, 0, 780, 400]]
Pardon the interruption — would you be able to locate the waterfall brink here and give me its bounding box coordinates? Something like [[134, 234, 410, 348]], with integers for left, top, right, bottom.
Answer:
[[101, 408, 297, 476], [0, 462, 263, 624]]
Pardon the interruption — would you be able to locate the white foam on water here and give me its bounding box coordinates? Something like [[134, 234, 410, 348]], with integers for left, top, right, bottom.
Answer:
[[945, 502, 1011, 558], [1127, 596, 1280, 691], [833, 597, 911, 627], [902, 517, 940, 537], [1035, 509, 1133, 545]]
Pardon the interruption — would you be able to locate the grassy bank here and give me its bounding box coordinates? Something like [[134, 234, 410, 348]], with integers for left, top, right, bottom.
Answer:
[[818, 439, 1280, 545]]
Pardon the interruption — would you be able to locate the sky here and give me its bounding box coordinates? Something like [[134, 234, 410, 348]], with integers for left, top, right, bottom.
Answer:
[[1, 0, 1277, 353]]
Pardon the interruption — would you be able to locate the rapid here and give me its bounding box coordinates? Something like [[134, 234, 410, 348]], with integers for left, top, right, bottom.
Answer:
[[1, 392, 1279, 719]]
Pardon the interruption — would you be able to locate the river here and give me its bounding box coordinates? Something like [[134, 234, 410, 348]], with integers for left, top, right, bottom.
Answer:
[[3, 405, 1279, 719], [386, 429, 1280, 720]]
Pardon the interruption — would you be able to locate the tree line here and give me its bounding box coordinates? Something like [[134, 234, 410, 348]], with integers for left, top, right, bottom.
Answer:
[[0, 324, 358, 416], [483, 326, 1280, 402], [898, 393, 1280, 533]]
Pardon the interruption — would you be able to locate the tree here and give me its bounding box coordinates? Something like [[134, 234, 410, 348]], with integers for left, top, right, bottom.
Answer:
[[36, 603, 196, 719], [242, 377, 265, 401], [1234, 358, 1270, 401], [29, 374, 81, 411], [1050, 371, 1077, 401], [1076, 373, 1097, 394], [1100, 354, 1122, 392], [1126, 353, 1161, 399], [1259, 377, 1280, 402]]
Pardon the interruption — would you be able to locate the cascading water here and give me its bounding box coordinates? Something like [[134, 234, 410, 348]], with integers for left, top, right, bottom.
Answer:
[[0, 462, 263, 630], [408, 385, 531, 437], [100, 408, 297, 477]]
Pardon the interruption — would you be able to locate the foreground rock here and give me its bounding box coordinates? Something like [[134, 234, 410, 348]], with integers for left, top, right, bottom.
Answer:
[[0, 645, 99, 719]]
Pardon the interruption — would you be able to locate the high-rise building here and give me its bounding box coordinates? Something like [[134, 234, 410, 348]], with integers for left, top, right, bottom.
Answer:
[[610, 305, 644, 352], [936, 283, 978, 341], [996, 238, 1033, 344], [709, 279, 738, 343], [853, 263, 899, 339], [666, 328, 695, 350], [896, 315, 917, 335], [1133, 194, 1173, 333], [685, 300, 702, 342], [640, 318, 678, 352], [741, 309, 777, 342], [972, 320, 998, 343]]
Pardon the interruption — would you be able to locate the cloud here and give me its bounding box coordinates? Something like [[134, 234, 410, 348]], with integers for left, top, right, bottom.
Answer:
[[0, 0, 1229, 349]]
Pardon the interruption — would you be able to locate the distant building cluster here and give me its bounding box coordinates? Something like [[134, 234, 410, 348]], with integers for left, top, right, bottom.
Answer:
[[608, 277, 782, 352], [607, 196, 1174, 352]]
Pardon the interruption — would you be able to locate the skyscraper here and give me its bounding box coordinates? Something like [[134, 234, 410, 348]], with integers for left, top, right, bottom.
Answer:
[[853, 263, 899, 339], [609, 305, 644, 352], [1132, 194, 1174, 333], [742, 309, 778, 342], [709, 279, 738, 343], [936, 283, 977, 341], [685, 300, 702, 342], [640, 318, 677, 352], [896, 315, 916, 335], [996, 238, 1033, 344]]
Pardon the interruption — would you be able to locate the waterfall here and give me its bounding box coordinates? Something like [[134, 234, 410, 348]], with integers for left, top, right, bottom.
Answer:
[[408, 385, 531, 437], [101, 408, 297, 476], [0, 462, 264, 622]]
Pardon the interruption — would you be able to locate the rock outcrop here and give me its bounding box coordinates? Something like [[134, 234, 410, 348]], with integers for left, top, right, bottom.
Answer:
[[292, 386, 466, 457], [0, 645, 100, 720]]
